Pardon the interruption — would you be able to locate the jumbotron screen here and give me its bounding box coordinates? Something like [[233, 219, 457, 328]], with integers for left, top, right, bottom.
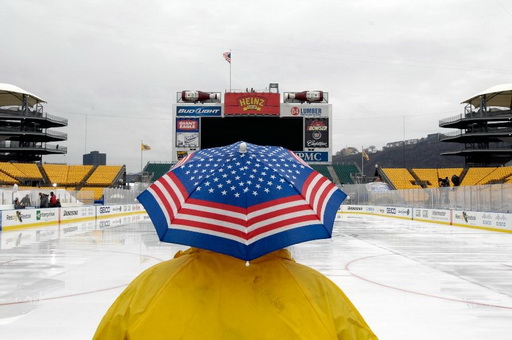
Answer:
[[200, 116, 303, 151]]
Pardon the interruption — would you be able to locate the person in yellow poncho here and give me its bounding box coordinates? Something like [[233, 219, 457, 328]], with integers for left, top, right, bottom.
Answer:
[[94, 247, 377, 339]]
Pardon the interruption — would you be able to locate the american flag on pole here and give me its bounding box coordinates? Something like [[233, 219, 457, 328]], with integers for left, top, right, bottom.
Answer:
[[223, 51, 231, 63], [137, 141, 346, 261]]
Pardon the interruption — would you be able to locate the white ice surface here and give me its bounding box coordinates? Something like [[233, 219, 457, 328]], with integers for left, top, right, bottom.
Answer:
[[1, 214, 512, 340]]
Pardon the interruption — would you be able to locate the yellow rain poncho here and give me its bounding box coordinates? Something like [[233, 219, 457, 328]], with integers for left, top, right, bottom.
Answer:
[[94, 248, 377, 340]]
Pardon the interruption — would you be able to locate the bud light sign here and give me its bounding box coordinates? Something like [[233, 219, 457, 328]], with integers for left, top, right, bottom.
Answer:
[[176, 106, 222, 117], [294, 151, 328, 163]]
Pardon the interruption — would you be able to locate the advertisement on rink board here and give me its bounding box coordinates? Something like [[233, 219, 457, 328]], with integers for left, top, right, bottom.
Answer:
[[1, 208, 59, 228], [339, 205, 512, 232], [414, 208, 451, 224], [0, 204, 147, 231], [340, 205, 413, 219], [97, 204, 145, 218], [224, 93, 280, 115], [452, 210, 511, 231], [60, 206, 95, 222]]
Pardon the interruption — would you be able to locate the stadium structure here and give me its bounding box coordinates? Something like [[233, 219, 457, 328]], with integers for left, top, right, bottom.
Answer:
[[439, 84, 512, 167], [171, 83, 332, 162], [0, 84, 126, 202], [136, 83, 359, 186], [0, 83, 67, 163]]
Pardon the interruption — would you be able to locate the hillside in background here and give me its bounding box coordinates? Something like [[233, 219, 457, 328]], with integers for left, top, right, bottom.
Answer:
[[333, 135, 466, 177]]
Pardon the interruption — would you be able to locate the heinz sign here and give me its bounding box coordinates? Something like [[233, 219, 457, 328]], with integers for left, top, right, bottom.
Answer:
[[224, 93, 280, 115]]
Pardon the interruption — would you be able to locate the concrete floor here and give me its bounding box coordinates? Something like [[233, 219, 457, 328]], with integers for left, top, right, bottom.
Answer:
[[1, 213, 512, 339]]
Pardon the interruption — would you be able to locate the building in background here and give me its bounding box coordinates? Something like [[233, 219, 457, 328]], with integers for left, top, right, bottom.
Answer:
[[83, 151, 106, 166]]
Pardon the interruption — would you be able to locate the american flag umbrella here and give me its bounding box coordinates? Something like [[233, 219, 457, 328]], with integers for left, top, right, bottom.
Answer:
[[137, 141, 347, 261]]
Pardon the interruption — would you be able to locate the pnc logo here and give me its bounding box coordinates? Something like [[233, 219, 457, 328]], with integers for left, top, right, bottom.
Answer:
[[238, 96, 267, 111]]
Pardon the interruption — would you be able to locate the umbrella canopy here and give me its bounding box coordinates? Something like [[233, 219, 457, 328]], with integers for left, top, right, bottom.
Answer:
[[0, 83, 46, 107], [137, 141, 346, 261]]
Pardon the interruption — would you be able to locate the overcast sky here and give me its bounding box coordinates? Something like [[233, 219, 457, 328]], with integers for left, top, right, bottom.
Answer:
[[2, 0, 512, 173]]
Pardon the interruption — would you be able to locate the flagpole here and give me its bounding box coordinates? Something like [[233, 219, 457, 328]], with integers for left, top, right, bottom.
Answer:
[[229, 49, 232, 91], [361, 146, 364, 183], [141, 140, 143, 173]]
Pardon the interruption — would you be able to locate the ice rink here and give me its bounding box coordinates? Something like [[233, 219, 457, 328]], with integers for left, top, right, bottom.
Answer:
[[1, 213, 512, 340]]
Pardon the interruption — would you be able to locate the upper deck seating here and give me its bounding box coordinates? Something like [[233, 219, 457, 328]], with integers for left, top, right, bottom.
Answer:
[[86, 165, 123, 186]]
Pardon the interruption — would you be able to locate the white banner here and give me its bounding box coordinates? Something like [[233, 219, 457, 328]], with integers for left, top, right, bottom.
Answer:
[[371, 205, 413, 219], [452, 210, 512, 231], [339, 205, 512, 232], [60, 206, 96, 221], [1, 208, 59, 228], [97, 205, 124, 217], [414, 208, 451, 224]]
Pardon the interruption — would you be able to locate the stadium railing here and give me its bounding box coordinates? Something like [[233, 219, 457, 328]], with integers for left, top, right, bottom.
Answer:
[[342, 183, 512, 213]]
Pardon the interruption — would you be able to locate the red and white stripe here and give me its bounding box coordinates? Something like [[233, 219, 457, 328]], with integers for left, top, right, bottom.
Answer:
[[302, 172, 339, 223], [146, 171, 338, 245], [171, 152, 195, 170]]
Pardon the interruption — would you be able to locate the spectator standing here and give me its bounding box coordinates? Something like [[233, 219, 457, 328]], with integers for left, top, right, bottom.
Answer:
[[49, 192, 57, 207], [39, 192, 49, 208], [14, 198, 23, 209], [451, 174, 460, 186], [20, 194, 31, 208]]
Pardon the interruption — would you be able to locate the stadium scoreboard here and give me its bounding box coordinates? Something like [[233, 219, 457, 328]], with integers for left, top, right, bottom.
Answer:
[[172, 87, 332, 164]]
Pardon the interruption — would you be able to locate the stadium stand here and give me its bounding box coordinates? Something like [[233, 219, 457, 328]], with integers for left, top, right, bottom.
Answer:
[[381, 168, 422, 189], [460, 167, 497, 186], [11, 163, 43, 180], [86, 165, 124, 186], [310, 164, 334, 182], [78, 186, 105, 201], [42, 164, 95, 187], [437, 168, 463, 184], [67, 165, 93, 186], [0, 171, 19, 185], [0, 163, 28, 179], [331, 164, 359, 184], [410, 168, 438, 188], [412, 168, 464, 187], [43, 164, 69, 186], [144, 162, 172, 182], [474, 166, 512, 185]]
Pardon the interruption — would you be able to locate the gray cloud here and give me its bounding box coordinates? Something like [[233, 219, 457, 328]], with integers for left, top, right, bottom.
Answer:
[[2, 0, 511, 172]]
